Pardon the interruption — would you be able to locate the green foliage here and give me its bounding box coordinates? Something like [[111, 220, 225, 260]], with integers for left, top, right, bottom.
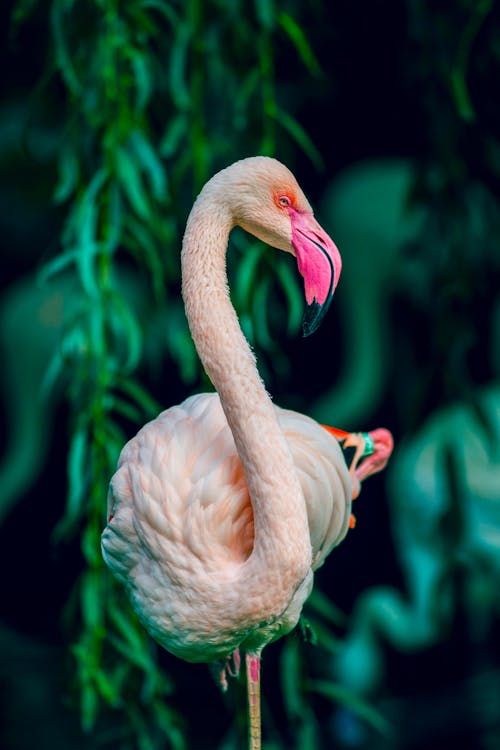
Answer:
[[13, 0, 329, 746]]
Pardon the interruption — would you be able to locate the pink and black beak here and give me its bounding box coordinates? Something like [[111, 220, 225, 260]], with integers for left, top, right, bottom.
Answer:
[[290, 210, 342, 336]]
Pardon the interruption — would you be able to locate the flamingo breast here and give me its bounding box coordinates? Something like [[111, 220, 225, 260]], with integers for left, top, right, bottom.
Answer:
[[101, 393, 351, 661]]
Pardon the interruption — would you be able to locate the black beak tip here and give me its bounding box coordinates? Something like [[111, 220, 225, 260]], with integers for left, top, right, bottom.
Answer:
[[302, 298, 332, 337]]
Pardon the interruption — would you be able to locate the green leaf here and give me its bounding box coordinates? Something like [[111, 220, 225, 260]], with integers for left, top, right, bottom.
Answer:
[[88, 300, 105, 357], [308, 679, 392, 735], [114, 376, 161, 418], [154, 701, 186, 750], [129, 48, 153, 111], [450, 69, 475, 123], [124, 215, 164, 298], [74, 168, 108, 297], [233, 69, 260, 128], [272, 108, 324, 171], [82, 518, 104, 567], [37, 250, 77, 284], [81, 569, 103, 630], [116, 148, 151, 220], [169, 24, 192, 111], [253, 276, 274, 351], [11, 0, 39, 28], [254, 0, 275, 29], [105, 179, 124, 253], [54, 426, 88, 539], [129, 707, 157, 750], [108, 632, 156, 674], [305, 588, 346, 626], [278, 12, 322, 76], [54, 142, 80, 203], [108, 293, 143, 373], [94, 668, 120, 705], [164, 307, 199, 384], [109, 601, 152, 662], [275, 258, 303, 336], [280, 637, 303, 719], [159, 113, 189, 158], [50, 0, 81, 95], [239, 312, 254, 345], [107, 395, 143, 422], [232, 240, 264, 310], [81, 681, 99, 732], [129, 130, 168, 202]]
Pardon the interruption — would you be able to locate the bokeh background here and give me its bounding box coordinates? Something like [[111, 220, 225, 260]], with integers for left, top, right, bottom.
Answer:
[[1, 1, 499, 748]]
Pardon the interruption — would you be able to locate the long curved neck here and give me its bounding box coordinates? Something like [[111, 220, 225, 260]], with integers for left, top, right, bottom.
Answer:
[[181, 189, 311, 612]]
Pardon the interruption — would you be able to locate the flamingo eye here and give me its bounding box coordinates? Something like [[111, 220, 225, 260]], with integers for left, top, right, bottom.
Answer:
[[278, 195, 291, 208]]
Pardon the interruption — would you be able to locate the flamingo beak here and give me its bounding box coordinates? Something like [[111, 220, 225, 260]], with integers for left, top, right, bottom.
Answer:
[[290, 210, 342, 336]]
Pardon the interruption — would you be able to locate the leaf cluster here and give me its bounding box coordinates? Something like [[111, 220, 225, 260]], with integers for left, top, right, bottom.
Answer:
[[13, 0, 337, 746]]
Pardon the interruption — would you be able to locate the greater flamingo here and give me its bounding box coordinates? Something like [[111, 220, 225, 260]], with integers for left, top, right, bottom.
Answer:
[[101, 156, 392, 748]]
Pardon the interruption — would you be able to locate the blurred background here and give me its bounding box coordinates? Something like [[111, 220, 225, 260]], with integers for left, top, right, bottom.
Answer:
[[1, 1, 499, 748]]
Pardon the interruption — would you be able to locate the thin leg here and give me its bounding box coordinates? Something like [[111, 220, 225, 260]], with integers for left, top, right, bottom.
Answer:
[[211, 649, 241, 692], [245, 651, 261, 750]]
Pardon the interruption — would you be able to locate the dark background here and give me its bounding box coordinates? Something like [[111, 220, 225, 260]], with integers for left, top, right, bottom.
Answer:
[[1, 1, 499, 749]]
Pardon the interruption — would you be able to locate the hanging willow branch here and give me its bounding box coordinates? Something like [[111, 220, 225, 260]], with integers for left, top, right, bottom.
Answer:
[[11, 0, 328, 747]]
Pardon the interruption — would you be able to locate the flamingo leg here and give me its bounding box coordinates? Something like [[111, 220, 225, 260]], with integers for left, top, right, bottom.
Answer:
[[245, 651, 261, 750]]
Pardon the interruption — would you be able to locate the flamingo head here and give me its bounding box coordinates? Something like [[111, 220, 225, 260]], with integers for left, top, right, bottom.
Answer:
[[212, 156, 342, 336]]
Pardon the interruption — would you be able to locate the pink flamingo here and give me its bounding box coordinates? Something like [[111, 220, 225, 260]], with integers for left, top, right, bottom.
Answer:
[[101, 157, 392, 748]]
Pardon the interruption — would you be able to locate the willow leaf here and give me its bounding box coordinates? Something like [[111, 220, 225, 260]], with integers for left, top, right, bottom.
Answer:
[[154, 702, 186, 750], [94, 668, 120, 705], [305, 588, 346, 626], [278, 12, 322, 76], [128, 48, 153, 111], [125, 215, 164, 296], [252, 275, 274, 350], [108, 293, 143, 373], [50, 0, 81, 95], [81, 569, 103, 630], [105, 179, 123, 253], [280, 637, 303, 719], [275, 258, 303, 335], [88, 300, 105, 358], [130, 130, 168, 202], [308, 680, 392, 735], [54, 142, 80, 203], [273, 108, 323, 171], [114, 376, 161, 418], [232, 241, 264, 310], [169, 23, 192, 111], [233, 69, 260, 127], [82, 520, 104, 568], [160, 112, 189, 157], [38, 250, 77, 283], [107, 395, 143, 423], [54, 426, 88, 539], [130, 708, 157, 750], [116, 148, 150, 220], [11, 0, 39, 27], [75, 168, 108, 297], [81, 682, 99, 732], [254, 0, 275, 30]]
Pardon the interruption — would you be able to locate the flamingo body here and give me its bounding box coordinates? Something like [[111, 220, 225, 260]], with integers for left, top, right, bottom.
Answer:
[[101, 157, 392, 747], [103, 392, 352, 663]]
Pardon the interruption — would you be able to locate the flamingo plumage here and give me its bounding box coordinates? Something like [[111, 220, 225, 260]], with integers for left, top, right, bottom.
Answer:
[[101, 156, 392, 748]]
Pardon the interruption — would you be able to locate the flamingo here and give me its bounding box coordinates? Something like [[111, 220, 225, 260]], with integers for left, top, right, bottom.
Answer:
[[101, 156, 393, 748]]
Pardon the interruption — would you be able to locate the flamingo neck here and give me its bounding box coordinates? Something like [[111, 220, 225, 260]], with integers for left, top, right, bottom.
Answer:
[[181, 189, 312, 609]]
